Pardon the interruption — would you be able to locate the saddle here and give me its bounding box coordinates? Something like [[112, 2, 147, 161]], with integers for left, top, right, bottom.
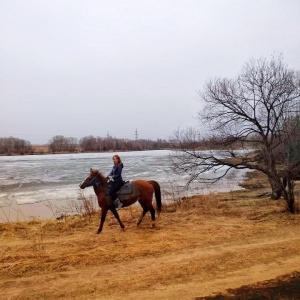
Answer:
[[105, 181, 136, 196], [106, 181, 140, 200], [105, 181, 141, 207], [118, 181, 132, 194]]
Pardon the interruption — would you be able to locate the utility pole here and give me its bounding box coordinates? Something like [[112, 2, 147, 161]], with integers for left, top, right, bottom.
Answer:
[[135, 128, 138, 140]]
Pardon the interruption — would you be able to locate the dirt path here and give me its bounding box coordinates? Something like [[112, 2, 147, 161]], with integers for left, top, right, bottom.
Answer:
[[1, 192, 300, 299]]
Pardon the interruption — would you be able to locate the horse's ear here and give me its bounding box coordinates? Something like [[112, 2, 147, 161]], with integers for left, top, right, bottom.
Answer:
[[90, 168, 93, 172]]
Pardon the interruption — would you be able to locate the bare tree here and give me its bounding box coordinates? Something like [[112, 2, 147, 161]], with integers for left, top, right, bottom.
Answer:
[[0, 137, 32, 155], [48, 135, 78, 153], [66, 137, 78, 152], [48, 135, 65, 153], [79, 135, 170, 152], [170, 55, 300, 212]]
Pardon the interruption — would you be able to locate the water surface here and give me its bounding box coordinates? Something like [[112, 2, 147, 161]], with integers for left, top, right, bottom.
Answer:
[[0, 150, 247, 208]]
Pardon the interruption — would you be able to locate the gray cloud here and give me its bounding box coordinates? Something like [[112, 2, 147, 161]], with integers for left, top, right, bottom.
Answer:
[[1, 0, 300, 144]]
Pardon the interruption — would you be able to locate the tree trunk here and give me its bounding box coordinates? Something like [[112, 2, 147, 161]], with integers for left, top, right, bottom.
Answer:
[[269, 172, 295, 213], [282, 173, 295, 214], [268, 175, 283, 200]]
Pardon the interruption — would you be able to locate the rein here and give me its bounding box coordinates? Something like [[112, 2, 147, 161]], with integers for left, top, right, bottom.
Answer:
[[84, 172, 102, 187]]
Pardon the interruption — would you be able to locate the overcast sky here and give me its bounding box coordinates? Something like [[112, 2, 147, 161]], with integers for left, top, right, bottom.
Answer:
[[1, 0, 300, 144]]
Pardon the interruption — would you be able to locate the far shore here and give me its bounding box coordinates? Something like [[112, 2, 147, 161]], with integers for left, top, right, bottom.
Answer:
[[0, 146, 174, 157]]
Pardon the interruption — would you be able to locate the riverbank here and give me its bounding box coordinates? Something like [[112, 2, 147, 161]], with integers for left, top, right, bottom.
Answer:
[[0, 182, 246, 223], [0, 199, 66, 223], [1, 172, 300, 299]]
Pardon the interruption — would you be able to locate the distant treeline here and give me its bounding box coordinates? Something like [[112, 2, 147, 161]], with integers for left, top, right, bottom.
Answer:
[[0, 135, 170, 155], [0, 134, 244, 155], [0, 137, 33, 155], [48, 135, 170, 153]]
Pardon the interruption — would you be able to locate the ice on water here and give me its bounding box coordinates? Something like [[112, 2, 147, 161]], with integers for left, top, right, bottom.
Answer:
[[0, 150, 248, 206]]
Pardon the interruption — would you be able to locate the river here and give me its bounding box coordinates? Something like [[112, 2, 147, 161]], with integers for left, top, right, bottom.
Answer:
[[0, 150, 248, 221]]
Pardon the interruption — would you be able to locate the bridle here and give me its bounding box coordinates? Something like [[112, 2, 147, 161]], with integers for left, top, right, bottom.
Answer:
[[83, 172, 103, 187]]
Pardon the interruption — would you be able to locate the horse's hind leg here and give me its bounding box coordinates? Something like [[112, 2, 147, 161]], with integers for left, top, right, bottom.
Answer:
[[137, 205, 148, 226], [149, 206, 156, 228]]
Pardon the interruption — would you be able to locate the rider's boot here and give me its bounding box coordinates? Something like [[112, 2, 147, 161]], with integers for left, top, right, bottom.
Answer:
[[113, 198, 123, 211]]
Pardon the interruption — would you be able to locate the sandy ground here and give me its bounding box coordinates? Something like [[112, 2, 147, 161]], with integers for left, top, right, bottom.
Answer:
[[1, 177, 300, 299], [0, 201, 59, 223]]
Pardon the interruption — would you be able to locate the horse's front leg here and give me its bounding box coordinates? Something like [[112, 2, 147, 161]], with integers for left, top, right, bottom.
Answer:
[[111, 209, 125, 230], [97, 208, 108, 234]]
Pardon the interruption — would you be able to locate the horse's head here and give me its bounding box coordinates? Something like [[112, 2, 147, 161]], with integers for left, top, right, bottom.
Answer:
[[79, 168, 106, 189]]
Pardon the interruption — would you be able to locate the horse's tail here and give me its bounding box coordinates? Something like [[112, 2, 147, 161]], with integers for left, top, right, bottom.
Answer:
[[148, 180, 162, 213]]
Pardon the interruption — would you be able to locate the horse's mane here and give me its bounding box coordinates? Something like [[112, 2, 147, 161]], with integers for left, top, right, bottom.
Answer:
[[98, 170, 106, 179], [92, 169, 106, 182]]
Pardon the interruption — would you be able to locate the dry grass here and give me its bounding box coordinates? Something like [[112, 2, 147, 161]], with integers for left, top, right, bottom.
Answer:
[[31, 145, 50, 154], [1, 172, 300, 299]]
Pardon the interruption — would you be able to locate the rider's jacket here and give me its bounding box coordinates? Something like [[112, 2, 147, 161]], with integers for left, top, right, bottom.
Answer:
[[108, 163, 123, 182]]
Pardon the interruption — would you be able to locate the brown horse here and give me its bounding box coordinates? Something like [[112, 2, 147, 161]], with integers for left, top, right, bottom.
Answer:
[[79, 168, 162, 234]]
